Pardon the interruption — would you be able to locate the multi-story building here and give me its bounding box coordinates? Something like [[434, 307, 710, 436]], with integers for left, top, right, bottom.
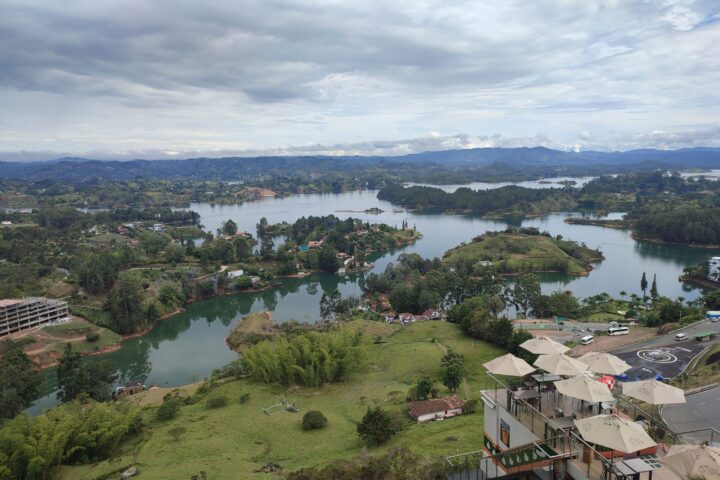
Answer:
[[446, 372, 719, 480], [0, 297, 69, 336]]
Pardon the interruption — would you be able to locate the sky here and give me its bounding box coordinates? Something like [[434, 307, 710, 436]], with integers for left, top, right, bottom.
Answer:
[[0, 0, 719, 161]]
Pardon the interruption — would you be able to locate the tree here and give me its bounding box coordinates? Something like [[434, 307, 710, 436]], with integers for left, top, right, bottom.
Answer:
[[108, 275, 146, 334], [302, 410, 328, 430], [512, 274, 541, 317], [57, 344, 117, 402], [260, 236, 275, 261], [164, 243, 185, 264], [357, 407, 401, 445], [641, 272, 648, 296], [440, 350, 465, 393], [415, 376, 433, 400], [650, 274, 659, 302], [318, 244, 340, 273], [222, 219, 238, 236], [0, 341, 41, 420]]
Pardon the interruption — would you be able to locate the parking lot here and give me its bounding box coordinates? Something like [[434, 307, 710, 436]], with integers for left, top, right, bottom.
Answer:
[[615, 341, 709, 380]]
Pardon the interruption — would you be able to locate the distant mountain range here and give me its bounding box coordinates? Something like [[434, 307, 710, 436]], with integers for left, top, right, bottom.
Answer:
[[1, 147, 719, 181]]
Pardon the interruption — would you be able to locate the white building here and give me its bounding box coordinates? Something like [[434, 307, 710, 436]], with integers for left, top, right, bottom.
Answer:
[[227, 269, 244, 279], [708, 256, 720, 281]]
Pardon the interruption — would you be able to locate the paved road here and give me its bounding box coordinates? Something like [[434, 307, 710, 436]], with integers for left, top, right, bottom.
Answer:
[[663, 387, 720, 443], [612, 320, 720, 353]]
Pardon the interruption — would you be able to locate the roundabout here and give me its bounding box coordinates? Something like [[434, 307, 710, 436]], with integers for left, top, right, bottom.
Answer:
[[636, 348, 678, 364]]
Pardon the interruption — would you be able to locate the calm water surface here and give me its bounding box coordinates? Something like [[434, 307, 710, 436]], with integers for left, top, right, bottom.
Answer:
[[27, 181, 720, 413]]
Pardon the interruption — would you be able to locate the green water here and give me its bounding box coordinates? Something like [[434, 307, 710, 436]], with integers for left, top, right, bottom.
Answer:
[[28, 183, 720, 413]]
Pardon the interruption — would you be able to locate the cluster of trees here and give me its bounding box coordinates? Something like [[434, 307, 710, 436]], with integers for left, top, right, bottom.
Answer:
[[447, 295, 535, 361], [631, 202, 720, 245], [0, 341, 41, 421], [0, 401, 140, 479], [377, 184, 576, 216], [241, 328, 367, 387], [56, 344, 118, 402], [364, 253, 498, 314]]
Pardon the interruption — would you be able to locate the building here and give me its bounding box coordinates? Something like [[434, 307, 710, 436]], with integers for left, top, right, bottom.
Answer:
[[408, 396, 464, 423], [0, 297, 69, 337], [445, 372, 708, 480], [227, 269, 245, 279], [151, 223, 166, 232], [708, 256, 720, 281]]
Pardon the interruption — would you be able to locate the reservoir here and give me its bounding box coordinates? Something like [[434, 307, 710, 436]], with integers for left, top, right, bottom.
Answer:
[[27, 180, 720, 413]]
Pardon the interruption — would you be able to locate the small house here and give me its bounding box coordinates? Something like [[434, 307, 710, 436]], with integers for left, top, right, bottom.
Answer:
[[398, 312, 415, 324], [408, 396, 464, 423], [227, 269, 245, 279], [307, 240, 324, 249], [151, 223, 166, 232], [0, 221, 12, 226]]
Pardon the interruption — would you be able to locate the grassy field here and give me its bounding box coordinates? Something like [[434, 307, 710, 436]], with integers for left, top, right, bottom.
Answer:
[[442, 232, 602, 276], [59, 320, 504, 480]]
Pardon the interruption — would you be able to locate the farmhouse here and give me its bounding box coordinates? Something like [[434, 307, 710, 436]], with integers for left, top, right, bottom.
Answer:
[[408, 396, 464, 423]]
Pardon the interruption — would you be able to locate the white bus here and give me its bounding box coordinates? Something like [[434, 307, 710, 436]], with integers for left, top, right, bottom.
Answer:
[[580, 335, 594, 345], [608, 326, 630, 336]]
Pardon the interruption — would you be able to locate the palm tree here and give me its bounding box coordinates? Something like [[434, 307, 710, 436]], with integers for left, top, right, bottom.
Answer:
[[619, 291, 627, 302]]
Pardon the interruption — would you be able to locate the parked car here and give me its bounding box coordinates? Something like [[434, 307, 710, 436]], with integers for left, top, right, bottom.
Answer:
[[675, 332, 688, 341]]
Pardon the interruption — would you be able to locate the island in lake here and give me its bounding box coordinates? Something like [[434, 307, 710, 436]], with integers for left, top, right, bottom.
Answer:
[[442, 228, 603, 276]]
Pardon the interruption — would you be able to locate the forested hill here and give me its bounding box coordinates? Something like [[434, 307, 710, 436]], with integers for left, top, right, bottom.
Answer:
[[0, 147, 718, 182]]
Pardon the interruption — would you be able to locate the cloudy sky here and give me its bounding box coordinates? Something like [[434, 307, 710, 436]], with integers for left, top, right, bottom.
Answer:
[[1, 0, 719, 160]]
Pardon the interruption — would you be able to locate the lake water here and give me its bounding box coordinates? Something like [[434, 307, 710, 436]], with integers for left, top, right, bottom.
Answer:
[[27, 180, 720, 413]]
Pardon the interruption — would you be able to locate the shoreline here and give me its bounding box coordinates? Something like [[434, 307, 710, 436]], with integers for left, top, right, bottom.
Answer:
[[631, 234, 720, 249]]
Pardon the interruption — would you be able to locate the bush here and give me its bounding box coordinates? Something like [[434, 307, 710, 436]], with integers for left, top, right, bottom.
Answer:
[[357, 407, 401, 445], [239, 393, 250, 404], [206, 393, 228, 409], [156, 399, 180, 421], [302, 410, 328, 431], [462, 399, 479, 415], [85, 331, 100, 342]]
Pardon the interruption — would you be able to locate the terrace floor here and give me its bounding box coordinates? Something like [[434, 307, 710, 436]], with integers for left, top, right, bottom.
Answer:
[[483, 386, 684, 480]]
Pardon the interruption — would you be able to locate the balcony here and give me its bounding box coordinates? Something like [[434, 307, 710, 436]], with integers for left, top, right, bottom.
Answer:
[[449, 373, 720, 480]]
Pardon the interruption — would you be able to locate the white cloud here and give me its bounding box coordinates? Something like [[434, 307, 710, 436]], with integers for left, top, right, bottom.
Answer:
[[0, 0, 718, 155]]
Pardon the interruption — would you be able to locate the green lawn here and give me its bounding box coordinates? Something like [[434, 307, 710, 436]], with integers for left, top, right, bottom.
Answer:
[[42, 320, 122, 355], [59, 320, 504, 480]]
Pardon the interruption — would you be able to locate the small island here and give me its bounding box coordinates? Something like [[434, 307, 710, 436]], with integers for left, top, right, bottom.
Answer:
[[442, 228, 603, 276]]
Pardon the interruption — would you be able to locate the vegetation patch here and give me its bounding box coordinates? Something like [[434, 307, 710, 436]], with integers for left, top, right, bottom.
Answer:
[[442, 229, 603, 276]]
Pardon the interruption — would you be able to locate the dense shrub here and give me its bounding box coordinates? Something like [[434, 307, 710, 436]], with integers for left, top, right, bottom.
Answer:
[[239, 392, 251, 404], [462, 399, 479, 415], [302, 410, 328, 430], [156, 398, 181, 420], [85, 331, 100, 342], [206, 393, 229, 409]]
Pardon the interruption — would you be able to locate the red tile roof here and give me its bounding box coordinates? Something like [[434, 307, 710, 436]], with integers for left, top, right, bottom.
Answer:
[[407, 396, 464, 419]]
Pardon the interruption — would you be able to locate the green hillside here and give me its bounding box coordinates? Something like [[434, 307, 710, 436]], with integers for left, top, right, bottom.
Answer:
[[58, 320, 503, 480], [442, 231, 603, 276]]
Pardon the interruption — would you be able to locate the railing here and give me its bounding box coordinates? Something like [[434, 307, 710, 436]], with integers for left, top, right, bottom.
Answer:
[[455, 373, 720, 480], [445, 436, 579, 480]]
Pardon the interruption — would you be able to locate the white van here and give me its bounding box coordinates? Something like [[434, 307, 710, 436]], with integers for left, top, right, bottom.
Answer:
[[580, 335, 594, 345], [675, 332, 688, 341]]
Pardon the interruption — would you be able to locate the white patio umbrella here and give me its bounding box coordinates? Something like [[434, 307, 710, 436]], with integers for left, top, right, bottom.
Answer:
[[483, 353, 535, 377], [574, 414, 656, 454], [659, 444, 720, 479], [622, 379, 686, 405], [534, 354, 588, 376], [577, 352, 631, 376], [554, 374, 614, 404], [623, 379, 685, 428], [520, 336, 570, 355]]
